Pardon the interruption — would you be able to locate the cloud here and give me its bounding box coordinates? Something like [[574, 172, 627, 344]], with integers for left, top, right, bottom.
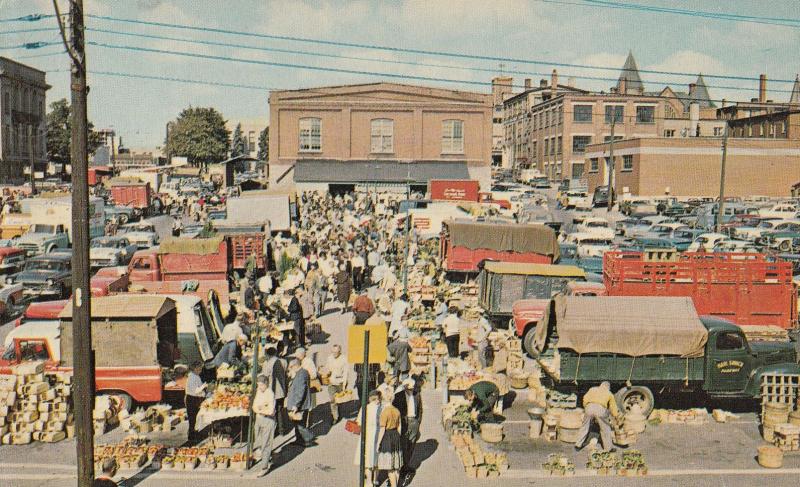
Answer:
[[646, 50, 727, 78]]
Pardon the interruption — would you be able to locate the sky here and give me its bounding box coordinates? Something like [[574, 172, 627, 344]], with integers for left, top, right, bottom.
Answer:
[[3, 0, 799, 150]]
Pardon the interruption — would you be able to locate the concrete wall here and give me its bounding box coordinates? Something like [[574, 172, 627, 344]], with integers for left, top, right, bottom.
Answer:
[[586, 137, 800, 197]]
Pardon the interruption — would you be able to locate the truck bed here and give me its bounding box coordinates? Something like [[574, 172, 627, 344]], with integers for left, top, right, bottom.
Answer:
[[554, 350, 705, 384]]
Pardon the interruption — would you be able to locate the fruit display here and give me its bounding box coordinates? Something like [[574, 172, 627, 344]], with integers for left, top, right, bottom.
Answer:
[[333, 389, 355, 404], [201, 384, 251, 413], [617, 450, 648, 476]]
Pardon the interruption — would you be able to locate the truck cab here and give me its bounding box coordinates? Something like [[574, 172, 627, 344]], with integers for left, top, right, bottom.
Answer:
[[15, 223, 69, 256]]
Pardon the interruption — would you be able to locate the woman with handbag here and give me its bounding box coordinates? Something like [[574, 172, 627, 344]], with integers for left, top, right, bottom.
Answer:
[[353, 390, 382, 487], [377, 389, 403, 487]]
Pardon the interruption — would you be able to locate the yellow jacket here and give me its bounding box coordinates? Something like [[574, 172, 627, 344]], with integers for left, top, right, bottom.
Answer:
[[582, 386, 620, 418]]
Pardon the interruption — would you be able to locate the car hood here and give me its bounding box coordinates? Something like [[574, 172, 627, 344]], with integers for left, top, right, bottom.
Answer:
[[14, 270, 61, 282], [16, 233, 49, 243], [90, 247, 121, 259], [750, 340, 796, 361]]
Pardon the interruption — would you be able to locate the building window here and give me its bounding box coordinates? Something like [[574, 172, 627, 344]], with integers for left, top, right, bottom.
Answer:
[[573, 105, 592, 123], [713, 127, 723, 136], [664, 129, 675, 137], [3, 92, 9, 115], [605, 105, 624, 124], [442, 119, 464, 154], [603, 135, 623, 143], [550, 138, 556, 155], [370, 118, 394, 153], [760, 122, 766, 136], [782, 122, 788, 135], [557, 107, 563, 125], [572, 135, 591, 153], [590, 158, 599, 172], [622, 155, 633, 171], [665, 105, 676, 119], [544, 139, 549, 156], [635, 106, 655, 124], [299, 117, 321, 152], [768, 123, 775, 137], [556, 136, 562, 154]]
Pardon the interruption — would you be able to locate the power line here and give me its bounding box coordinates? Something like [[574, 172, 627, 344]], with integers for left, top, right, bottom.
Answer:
[[83, 26, 795, 95], [84, 13, 799, 84], [582, 0, 800, 27], [85, 40, 800, 109]]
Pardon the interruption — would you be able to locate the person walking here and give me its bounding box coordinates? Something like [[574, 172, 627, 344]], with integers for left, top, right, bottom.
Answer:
[[574, 381, 619, 452], [286, 358, 316, 447], [335, 264, 353, 314], [377, 389, 403, 487], [387, 329, 411, 381], [389, 293, 409, 337], [393, 378, 422, 476], [286, 288, 306, 348], [263, 345, 290, 435], [351, 250, 365, 293], [325, 344, 348, 423], [353, 390, 383, 487], [253, 374, 276, 477], [185, 361, 207, 444], [352, 292, 376, 325], [442, 306, 462, 358]]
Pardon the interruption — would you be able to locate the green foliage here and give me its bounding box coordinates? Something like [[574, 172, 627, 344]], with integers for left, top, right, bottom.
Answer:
[[46, 98, 104, 164], [257, 126, 269, 161], [277, 251, 297, 281], [197, 220, 217, 238], [230, 123, 246, 158], [164, 106, 230, 167]]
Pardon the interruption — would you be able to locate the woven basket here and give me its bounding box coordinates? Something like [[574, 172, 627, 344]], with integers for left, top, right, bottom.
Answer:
[[757, 445, 783, 469], [558, 426, 580, 444], [480, 423, 504, 443], [763, 403, 790, 426], [510, 374, 529, 390]]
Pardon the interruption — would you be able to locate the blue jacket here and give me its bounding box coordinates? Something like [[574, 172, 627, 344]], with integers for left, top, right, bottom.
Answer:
[[286, 367, 312, 411]]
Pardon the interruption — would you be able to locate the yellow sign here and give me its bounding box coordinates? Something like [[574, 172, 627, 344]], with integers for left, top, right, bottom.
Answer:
[[348, 324, 388, 364], [716, 360, 744, 374]]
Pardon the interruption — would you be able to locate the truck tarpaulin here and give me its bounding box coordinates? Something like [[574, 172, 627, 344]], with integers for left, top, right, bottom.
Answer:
[[536, 295, 708, 358], [448, 222, 560, 260]]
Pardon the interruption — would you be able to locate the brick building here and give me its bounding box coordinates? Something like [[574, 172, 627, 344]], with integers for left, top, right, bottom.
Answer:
[[268, 82, 492, 191], [0, 57, 50, 182], [585, 137, 800, 197]]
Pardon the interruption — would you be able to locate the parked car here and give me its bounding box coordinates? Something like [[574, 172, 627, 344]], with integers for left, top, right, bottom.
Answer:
[[575, 217, 615, 239], [104, 205, 137, 225], [119, 222, 160, 249], [89, 236, 138, 268], [687, 232, 728, 252], [757, 221, 800, 251], [664, 228, 705, 251], [0, 280, 24, 318], [712, 239, 760, 253], [7, 253, 72, 300], [760, 203, 797, 220], [0, 247, 26, 275], [734, 218, 785, 241]]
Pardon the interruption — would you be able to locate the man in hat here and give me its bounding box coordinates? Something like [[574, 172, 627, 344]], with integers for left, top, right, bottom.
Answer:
[[253, 374, 276, 476], [393, 377, 423, 474]]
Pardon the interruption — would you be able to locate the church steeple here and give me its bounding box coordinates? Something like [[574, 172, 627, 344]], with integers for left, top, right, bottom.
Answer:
[[617, 51, 644, 95], [690, 73, 714, 108], [790, 75, 800, 105]]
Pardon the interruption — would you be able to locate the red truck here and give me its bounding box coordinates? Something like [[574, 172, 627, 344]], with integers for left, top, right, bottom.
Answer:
[[110, 180, 153, 215], [440, 220, 560, 273], [603, 251, 797, 329]]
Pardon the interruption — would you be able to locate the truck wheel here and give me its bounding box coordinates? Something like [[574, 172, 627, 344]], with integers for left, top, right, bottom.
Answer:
[[100, 392, 133, 412], [523, 326, 539, 357], [614, 386, 655, 417], [118, 214, 129, 225], [779, 240, 792, 252]]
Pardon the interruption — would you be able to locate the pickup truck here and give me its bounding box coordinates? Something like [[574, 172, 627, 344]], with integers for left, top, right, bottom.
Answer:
[[0, 247, 26, 275], [525, 295, 800, 415], [14, 223, 70, 256], [1, 293, 223, 407], [7, 253, 72, 300]]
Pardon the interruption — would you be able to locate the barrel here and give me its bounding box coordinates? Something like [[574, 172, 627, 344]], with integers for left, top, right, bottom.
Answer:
[[558, 426, 580, 443], [757, 445, 783, 469], [559, 409, 584, 430], [788, 410, 800, 426], [763, 403, 790, 427], [480, 423, 504, 443], [510, 373, 530, 390], [529, 419, 543, 438]]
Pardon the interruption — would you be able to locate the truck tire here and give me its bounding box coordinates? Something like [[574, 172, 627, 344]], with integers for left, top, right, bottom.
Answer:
[[523, 326, 538, 357], [614, 386, 655, 417], [100, 392, 133, 412], [779, 240, 792, 252], [118, 214, 129, 225]]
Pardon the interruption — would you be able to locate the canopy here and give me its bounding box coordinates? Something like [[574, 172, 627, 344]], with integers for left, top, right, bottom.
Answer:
[[483, 261, 584, 277], [59, 295, 175, 319], [542, 295, 708, 358], [447, 221, 559, 259]]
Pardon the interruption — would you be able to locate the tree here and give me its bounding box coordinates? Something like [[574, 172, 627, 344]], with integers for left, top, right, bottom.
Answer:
[[164, 107, 230, 168], [257, 126, 269, 161], [230, 123, 246, 158], [46, 98, 104, 165]]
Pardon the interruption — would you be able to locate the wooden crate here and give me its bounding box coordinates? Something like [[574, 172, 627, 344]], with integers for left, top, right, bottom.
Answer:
[[761, 373, 800, 421]]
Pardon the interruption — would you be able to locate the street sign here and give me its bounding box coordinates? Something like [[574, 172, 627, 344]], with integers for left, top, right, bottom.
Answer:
[[348, 324, 387, 364]]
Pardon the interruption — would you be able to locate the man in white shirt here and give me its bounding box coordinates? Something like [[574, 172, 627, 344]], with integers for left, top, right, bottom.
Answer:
[[185, 361, 207, 444], [325, 344, 349, 423], [442, 306, 462, 358], [253, 374, 276, 477], [221, 319, 244, 344], [389, 293, 409, 337]]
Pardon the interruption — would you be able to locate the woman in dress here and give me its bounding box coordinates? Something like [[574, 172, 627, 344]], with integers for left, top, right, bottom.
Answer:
[[377, 389, 403, 487], [335, 264, 352, 314], [354, 390, 383, 486]]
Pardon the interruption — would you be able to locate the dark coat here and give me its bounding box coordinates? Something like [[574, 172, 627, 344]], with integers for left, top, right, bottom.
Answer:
[[387, 339, 411, 373], [393, 389, 423, 421], [286, 367, 313, 411], [335, 270, 352, 304]]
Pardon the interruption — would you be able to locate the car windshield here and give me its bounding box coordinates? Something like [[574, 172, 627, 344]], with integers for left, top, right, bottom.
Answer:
[[757, 221, 774, 229], [586, 221, 607, 228], [91, 239, 114, 248], [673, 231, 693, 239], [29, 224, 55, 233], [25, 259, 66, 271]]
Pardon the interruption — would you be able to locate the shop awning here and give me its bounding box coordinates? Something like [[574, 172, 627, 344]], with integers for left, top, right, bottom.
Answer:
[[294, 159, 470, 184]]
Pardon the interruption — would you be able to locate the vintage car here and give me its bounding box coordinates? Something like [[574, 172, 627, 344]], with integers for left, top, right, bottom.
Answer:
[[0, 247, 26, 275], [90, 236, 138, 268], [6, 253, 72, 300]]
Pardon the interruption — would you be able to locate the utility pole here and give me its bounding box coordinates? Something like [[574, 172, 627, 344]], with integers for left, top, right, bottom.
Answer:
[[606, 115, 616, 213], [716, 123, 729, 232], [56, 0, 94, 484], [27, 126, 36, 195], [402, 177, 410, 297]]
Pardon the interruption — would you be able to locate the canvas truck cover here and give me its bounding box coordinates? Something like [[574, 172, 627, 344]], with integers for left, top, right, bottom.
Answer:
[[535, 295, 708, 358], [447, 222, 559, 260], [159, 235, 226, 255], [226, 193, 291, 231]]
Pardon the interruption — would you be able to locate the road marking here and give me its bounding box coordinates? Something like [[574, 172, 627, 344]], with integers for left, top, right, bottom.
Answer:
[[504, 467, 800, 479]]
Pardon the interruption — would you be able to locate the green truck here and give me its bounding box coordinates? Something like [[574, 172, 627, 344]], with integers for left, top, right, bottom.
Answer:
[[531, 295, 800, 415]]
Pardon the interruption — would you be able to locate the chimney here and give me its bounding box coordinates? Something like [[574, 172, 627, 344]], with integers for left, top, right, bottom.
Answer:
[[551, 69, 558, 96], [688, 83, 696, 98], [540, 79, 548, 88], [759, 74, 767, 103], [689, 102, 700, 135], [524, 78, 532, 90], [619, 77, 627, 95]]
